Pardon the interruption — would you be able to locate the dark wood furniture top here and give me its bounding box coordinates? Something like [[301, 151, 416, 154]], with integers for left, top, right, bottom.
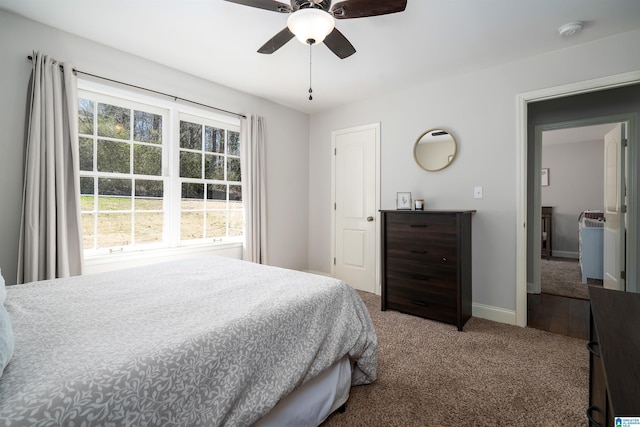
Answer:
[[589, 286, 640, 420]]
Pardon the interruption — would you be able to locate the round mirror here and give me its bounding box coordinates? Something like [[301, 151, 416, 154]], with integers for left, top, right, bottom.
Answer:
[[413, 128, 457, 171]]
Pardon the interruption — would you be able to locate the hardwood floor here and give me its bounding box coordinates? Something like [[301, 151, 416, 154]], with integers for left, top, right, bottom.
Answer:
[[527, 292, 590, 340]]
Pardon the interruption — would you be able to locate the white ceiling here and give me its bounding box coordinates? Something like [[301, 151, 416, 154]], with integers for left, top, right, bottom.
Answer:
[[1, 0, 640, 114]]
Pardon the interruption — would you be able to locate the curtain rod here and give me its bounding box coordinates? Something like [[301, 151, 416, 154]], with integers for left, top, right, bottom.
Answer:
[[27, 55, 246, 119]]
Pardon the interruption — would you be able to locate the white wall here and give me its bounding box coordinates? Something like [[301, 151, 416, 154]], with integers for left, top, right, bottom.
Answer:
[[0, 10, 310, 284], [542, 140, 604, 258], [308, 29, 640, 318]]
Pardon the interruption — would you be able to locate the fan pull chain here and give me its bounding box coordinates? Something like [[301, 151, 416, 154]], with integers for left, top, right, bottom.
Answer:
[[308, 42, 313, 101]]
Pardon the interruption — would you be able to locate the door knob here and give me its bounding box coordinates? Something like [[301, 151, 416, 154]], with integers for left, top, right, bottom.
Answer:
[[367, 216, 374, 222]]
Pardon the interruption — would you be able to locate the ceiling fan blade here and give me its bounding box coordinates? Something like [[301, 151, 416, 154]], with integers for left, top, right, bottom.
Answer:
[[257, 27, 295, 54], [323, 28, 356, 59], [224, 0, 292, 13], [331, 0, 407, 19]]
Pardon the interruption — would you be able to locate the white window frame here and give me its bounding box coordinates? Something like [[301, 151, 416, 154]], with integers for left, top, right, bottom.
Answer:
[[78, 79, 243, 265]]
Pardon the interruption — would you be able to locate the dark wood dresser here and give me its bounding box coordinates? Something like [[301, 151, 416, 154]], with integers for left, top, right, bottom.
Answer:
[[587, 286, 640, 426], [541, 206, 553, 259], [380, 210, 475, 331]]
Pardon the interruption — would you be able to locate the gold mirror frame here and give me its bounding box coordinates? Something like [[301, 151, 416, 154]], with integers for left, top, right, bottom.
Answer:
[[413, 128, 457, 172]]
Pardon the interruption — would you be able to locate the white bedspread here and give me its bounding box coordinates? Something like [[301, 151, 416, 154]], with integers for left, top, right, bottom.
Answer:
[[0, 256, 377, 426]]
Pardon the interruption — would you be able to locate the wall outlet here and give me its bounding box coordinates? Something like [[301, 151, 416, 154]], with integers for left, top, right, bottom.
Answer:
[[474, 186, 483, 199]]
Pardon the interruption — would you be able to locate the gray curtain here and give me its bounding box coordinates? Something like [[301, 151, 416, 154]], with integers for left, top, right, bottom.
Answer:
[[17, 51, 83, 284], [240, 115, 267, 264]]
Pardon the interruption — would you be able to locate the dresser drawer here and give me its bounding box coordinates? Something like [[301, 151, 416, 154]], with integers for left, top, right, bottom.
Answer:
[[386, 240, 457, 266], [385, 291, 457, 324], [386, 259, 457, 288], [385, 214, 458, 240], [386, 280, 458, 308]]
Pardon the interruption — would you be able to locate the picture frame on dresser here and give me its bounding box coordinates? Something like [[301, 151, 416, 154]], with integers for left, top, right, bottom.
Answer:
[[396, 192, 412, 210]]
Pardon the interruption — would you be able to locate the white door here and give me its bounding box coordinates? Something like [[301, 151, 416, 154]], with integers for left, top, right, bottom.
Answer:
[[333, 123, 379, 293], [603, 123, 626, 290]]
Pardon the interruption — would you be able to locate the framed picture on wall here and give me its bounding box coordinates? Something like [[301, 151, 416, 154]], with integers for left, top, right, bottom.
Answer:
[[397, 192, 412, 210], [541, 168, 549, 186]]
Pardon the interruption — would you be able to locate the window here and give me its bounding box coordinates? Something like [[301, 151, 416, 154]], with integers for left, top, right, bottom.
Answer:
[[78, 88, 242, 257], [178, 114, 242, 241]]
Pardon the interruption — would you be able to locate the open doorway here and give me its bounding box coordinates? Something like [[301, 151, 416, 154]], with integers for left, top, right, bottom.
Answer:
[[536, 122, 623, 296], [515, 78, 640, 330], [528, 121, 626, 339]]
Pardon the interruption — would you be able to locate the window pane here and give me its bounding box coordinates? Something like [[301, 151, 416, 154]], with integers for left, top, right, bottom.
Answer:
[[206, 184, 227, 210], [133, 144, 162, 176], [206, 211, 227, 238], [181, 182, 204, 210], [205, 154, 224, 180], [98, 178, 132, 210], [228, 131, 240, 155], [97, 140, 130, 173], [134, 110, 162, 144], [227, 157, 241, 182], [79, 137, 94, 171], [181, 212, 204, 240], [80, 195, 94, 212], [228, 210, 243, 237], [98, 104, 130, 139], [180, 121, 201, 150], [97, 213, 131, 247], [229, 185, 242, 209], [80, 177, 94, 196], [78, 99, 94, 135], [82, 213, 95, 249], [134, 212, 163, 243], [205, 126, 225, 153], [135, 180, 163, 211], [180, 151, 202, 179]]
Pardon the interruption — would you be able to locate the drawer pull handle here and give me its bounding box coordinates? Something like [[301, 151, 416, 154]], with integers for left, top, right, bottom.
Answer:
[[442, 257, 448, 262], [411, 250, 427, 254], [409, 224, 427, 228], [412, 274, 429, 281], [586, 405, 602, 427], [586, 341, 600, 357], [411, 300, 428, 307]]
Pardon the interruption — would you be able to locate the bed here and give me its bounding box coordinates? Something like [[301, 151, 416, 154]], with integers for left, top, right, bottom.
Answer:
[[0, 256, 377, 426]]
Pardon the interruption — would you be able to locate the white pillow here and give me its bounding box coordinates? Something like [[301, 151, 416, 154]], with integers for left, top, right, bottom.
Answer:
[[0, 268, 15, 376]]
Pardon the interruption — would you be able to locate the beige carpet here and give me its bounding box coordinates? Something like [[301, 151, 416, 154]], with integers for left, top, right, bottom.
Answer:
[[323, 291, 588, 427], [541, 258, 600, 300]]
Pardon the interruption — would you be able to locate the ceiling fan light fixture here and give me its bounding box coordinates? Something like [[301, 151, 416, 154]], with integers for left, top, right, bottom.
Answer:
[[287, 8, 335, 45]]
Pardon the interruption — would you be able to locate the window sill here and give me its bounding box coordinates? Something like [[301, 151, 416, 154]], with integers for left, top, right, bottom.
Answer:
[[83, 242, 243, 275]]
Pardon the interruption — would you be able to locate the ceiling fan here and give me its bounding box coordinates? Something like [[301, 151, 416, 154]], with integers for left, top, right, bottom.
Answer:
[[224, 0, 408, 59]]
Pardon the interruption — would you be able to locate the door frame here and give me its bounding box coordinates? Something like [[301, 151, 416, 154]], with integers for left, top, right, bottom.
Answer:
[[515, 71, 640, 327], [330, 122, 381, 294]]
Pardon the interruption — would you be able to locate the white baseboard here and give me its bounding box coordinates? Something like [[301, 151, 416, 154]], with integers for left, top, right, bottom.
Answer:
[[551, 250, 578, 259], [472, 302, 518, 326]]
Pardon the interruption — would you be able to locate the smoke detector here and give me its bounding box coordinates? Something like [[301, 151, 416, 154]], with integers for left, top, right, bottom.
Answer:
[[558, 21, 583, 37]]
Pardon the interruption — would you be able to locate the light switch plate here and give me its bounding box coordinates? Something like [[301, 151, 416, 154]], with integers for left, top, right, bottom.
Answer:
[[474, 186, 483, 199]]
